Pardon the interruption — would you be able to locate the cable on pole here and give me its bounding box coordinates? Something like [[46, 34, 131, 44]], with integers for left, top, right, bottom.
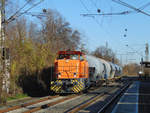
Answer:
[[81, 1, 150, 17], [81, 11, 130, 16], [6, 0, 44, 24], [112, 0, 150, 17]]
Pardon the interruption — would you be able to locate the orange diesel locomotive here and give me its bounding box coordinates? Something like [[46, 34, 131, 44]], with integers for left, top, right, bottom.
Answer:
[[51, 51, 89, 93]]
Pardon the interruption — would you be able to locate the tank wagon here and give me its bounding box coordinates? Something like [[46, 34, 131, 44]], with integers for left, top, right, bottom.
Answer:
[[109, 62, 117, 79], [85, 55, 105, 85], [51, 51, 122, 93], [114, 64, 122, 78]]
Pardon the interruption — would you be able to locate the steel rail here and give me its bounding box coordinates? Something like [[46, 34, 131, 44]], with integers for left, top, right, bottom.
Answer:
[[0, 95, 59, 113], [67, 83, 122, 113], [23, 95, 78, 113], [67, 93, 106, 113], [23, 86, 109, 113], [97, 82, 132, 113], [0, 80, 127, 113], [0, 81, 107, 113]]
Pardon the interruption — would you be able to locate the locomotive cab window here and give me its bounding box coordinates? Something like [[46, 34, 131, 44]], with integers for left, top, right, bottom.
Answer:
[[57, 54, 79, 60], [70, 54, 79, 60], [80, 55, 84, 61], [57, 54, 66, 59]]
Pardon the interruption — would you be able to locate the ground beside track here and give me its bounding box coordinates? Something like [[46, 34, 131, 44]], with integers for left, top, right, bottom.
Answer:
[[34, 82, 125, 113], [6, 96, 64, 113], [0, 77, 131, 113], [78, 86, 120, 113], [0, 96, 54, 110], [2, 76, 150, 113]]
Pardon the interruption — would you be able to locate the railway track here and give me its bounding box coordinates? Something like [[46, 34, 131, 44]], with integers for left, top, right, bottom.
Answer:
[[0, 89, 94, 113], [0, 95, 59, 113], [23, 95, 78, 113], [0, 81, 128, 113], [0, 81, 110, 113], [67, 90, 111, 113], [65, 81, 131, 113], [34, 82, 127, 113], [20, 85, 109, 113], [97, 82, 131, 113], [0, 93, 82, 113]]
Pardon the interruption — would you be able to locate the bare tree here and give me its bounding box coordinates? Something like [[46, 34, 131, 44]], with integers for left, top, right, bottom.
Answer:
[[92, 46, 119, 64], [40, 9, 81, 53], [123, 63, 140, 75]]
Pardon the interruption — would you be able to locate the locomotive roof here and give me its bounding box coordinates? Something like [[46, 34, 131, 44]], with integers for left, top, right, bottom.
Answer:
[[58, 51, 84, 55]]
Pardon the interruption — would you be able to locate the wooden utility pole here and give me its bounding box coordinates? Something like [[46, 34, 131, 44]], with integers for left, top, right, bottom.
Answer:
[[0, 7, 2, 104], [0, 0, 5, 103]]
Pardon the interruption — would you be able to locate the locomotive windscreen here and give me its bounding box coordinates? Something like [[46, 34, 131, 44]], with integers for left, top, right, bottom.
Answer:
[[57, 51, 83, 60], [57, 54, 79, 60]]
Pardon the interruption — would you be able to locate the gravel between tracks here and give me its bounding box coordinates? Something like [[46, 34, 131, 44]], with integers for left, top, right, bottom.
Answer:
[[6, 96, 64, 113], [0, 96, 49, 110], [36, 82, 124, 113], [1, 81, 126, 113]]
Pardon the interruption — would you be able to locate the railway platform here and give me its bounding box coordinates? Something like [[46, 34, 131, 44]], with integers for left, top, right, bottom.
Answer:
[[139, 81, 150, 113], [112, 81, 150, 113]]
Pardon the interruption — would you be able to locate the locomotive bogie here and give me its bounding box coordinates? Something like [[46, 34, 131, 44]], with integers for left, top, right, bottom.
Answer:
[[51, 78, 88, 93]]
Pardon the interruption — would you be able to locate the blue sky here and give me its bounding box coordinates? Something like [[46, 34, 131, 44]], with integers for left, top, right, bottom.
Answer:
[[16, 0, 150, 64]]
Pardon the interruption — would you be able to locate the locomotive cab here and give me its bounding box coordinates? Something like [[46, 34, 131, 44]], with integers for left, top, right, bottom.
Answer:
[[54, 51, 89, 79]]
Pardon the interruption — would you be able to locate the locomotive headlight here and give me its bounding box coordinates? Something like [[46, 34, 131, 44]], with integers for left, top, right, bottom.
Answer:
[[139, 71, 143, 75], [74, 73, 77, 77], [58, 72, 61, 77]]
